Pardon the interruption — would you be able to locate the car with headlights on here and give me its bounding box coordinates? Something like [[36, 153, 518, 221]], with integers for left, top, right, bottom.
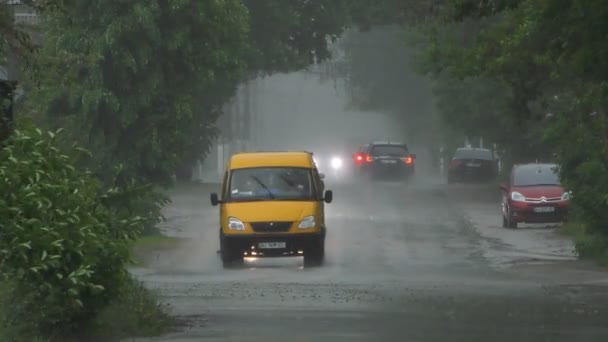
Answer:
[[312, 148, 355, 183], [357, 141, 415, 181], [210, 151, 333, 267], [500, 163, 570, 228]]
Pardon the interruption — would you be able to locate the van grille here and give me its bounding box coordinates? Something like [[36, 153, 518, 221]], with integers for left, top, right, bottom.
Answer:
[[250, 222, 293, 233]]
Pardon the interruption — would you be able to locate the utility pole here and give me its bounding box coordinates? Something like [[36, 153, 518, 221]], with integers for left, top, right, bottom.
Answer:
[[251, 79, 259, 150], [243, 80, 251, 151]]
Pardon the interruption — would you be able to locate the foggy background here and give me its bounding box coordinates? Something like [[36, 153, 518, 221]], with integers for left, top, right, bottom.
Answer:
[[196, 69, 414, 183], [254, 72, 407, 150]]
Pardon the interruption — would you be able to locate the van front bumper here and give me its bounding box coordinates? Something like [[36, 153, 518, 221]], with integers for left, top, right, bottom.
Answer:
[[221, 231, 325, 257]]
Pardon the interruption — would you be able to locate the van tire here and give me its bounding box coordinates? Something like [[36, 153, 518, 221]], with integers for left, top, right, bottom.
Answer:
[[304, 237, 325, 267], [220, 236, 243, 268], [221, 248, 243, 268]]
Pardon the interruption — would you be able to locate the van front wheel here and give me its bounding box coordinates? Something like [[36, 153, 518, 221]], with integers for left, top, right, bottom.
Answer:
[[304, 237, 325, 267], [220, 237, 243, 268]]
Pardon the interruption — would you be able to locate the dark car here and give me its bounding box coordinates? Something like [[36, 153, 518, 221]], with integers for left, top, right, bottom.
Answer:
[[447, 147, 498, 184], [357, 142, 415, 181], [500, 163, 570, 228]]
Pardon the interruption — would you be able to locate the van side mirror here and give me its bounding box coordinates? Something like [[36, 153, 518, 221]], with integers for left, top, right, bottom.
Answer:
[[319, 173, 326, 180], [210, 192, 220, 206], [323, 190, 333, 204]]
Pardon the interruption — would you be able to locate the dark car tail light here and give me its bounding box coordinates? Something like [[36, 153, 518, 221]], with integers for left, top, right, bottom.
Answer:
[[366, 155, 374, 163], [403, 156, 413, 164], [449, 159, 463, 168], [355, 153, 364, 164]]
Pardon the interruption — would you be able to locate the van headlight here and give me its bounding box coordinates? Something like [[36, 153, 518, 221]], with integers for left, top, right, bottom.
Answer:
[[511, 191, 526, 202], [228, 217, 246, 231], [298, 216, 316, 229]]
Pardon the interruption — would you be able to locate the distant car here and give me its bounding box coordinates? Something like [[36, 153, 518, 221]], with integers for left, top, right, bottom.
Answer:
[[356, 141, 415, 181], [447, 147, 498, 184], [500, 163, 570, 228]]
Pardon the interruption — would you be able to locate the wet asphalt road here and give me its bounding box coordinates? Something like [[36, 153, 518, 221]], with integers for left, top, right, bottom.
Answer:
[[132, 175, 608, 342]]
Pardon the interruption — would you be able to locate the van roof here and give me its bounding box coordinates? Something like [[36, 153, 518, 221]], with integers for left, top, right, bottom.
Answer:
[[229, 151, 314, 169]]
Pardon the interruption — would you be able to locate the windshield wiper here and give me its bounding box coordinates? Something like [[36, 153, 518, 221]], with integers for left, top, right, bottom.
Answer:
[[250, 175, 274, 199], [278, 174, 297, 188]]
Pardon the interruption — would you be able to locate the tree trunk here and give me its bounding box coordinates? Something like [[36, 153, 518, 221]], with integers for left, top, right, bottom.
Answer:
[[175, 160, 193, 182], [0, 81, 16, 143]]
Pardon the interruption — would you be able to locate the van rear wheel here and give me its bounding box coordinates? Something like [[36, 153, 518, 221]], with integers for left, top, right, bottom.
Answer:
[[304, 237, 325, 267]]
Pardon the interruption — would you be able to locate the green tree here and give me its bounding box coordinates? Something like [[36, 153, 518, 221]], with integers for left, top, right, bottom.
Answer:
[[0, 122, 145, 338], [420, 0, 608, 241], [243, 0, 350, 75], [332, 27, 439, 146], [28, 0, 249, 188]]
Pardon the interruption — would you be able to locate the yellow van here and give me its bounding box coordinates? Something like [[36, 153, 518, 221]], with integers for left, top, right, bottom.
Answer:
[[210, 151, 333, 267]]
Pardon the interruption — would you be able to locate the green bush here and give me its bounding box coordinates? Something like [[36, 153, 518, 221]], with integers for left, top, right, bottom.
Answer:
[[89, 275, 172, 339], [561, 222, 608, 264], [546, 85, 608, 243], [0, 123, 146, 338], [99, 173, 170, 236]]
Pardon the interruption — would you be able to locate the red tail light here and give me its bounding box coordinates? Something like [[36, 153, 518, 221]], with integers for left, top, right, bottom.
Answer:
[[449, 159, 462, 168], [404, 156, 413, 164], [366, 155, 374, 162], [354, 153, 364, 164]]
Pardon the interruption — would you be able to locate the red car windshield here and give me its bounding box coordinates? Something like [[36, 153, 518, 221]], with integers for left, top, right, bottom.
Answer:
[[513, 165, 561, 187]]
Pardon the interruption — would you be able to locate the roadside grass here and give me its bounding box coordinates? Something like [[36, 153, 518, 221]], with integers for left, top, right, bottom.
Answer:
[[560, 221, 608, 265], [80, 234, 181, 339], [0, 276, 172, 342], [131, 234, 183, 266], [87, 276, 173, 341], [0, 281, 42, 342]]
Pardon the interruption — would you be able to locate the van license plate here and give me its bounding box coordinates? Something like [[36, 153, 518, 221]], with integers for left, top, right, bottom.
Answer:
[[534, 207, 555, 213], [258, 242, 286, 249]]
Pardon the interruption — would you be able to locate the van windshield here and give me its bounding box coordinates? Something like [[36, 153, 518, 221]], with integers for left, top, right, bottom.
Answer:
[[227, 167, 315, 201]]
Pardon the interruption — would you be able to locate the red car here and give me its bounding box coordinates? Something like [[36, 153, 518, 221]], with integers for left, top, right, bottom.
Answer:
[[500, 163, 570, 228]]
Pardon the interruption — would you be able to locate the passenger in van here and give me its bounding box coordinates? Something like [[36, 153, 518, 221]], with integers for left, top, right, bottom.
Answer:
[[231, 177, 258, 197]]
